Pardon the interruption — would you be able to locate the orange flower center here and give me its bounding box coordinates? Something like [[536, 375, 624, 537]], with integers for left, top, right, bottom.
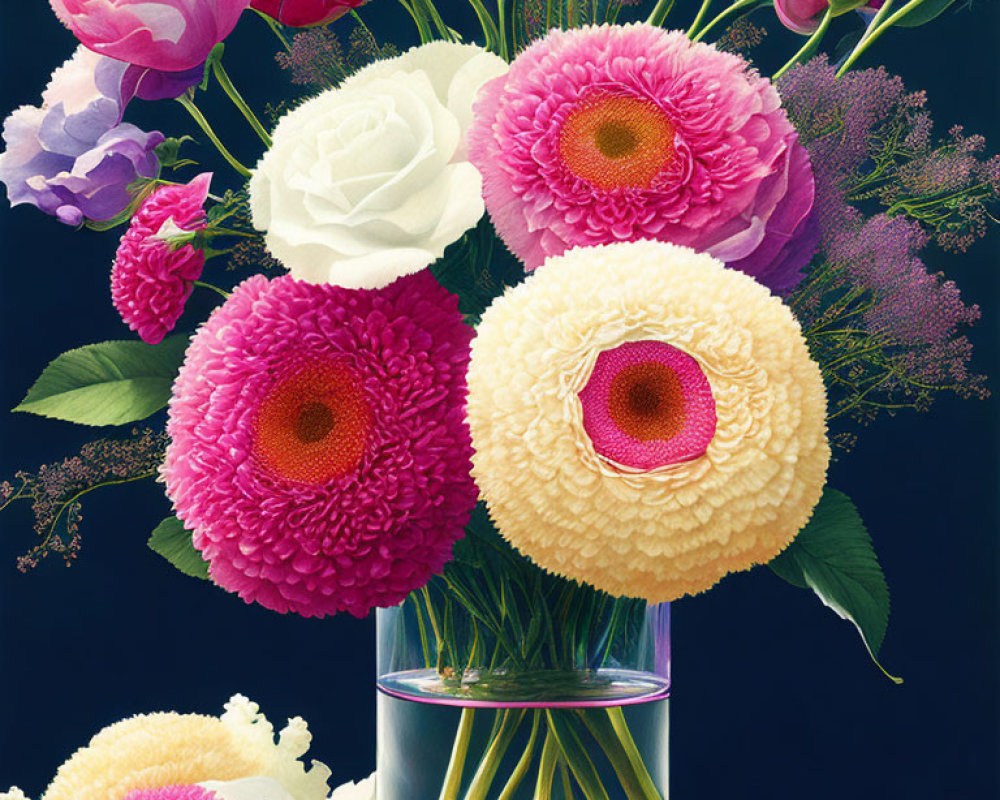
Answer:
[[607, 361, 686, 441], [559, 94, 676, 190], [253, 361, 371, 484]]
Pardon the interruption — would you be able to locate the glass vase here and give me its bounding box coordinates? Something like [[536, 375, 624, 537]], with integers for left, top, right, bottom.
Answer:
[[375, 567, 670, 800]]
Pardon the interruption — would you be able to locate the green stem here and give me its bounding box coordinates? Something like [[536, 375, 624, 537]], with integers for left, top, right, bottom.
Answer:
[[545, 711, 610, 800], [683, 0, 712, 34], [647, 0, 678, 26], [534, 730, 559, 800], [464, 709, 526, 800], [349, 9, 378, 42], [252, 8, 291, 52], [837, 0, 924, 75], [772, 7, 833, 80], [497, 710, 543, 800], [212, 59, 271, 148], [465, 0, 503, 55], [558, 759, 575, 799], [397, 0, 435, 42], [439, 708, 476, 800], [176, 95, 252, 178], [497, 0, 510, 60], [415, 0, 455, 40], [194, 280, 231, 300], [691, 0, 759, 42], [606, 707, 664, 799]]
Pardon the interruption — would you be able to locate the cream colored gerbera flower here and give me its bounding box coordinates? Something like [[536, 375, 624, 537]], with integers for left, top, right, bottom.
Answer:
[[466, 240, 830, 602], [38, 695, 330, 800]]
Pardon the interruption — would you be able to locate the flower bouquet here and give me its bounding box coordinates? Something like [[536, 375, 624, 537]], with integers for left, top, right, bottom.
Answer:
[[0, 0, 996, 798]]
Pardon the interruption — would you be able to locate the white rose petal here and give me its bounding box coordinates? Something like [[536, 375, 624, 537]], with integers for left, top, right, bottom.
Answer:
[[250, 42, 508, 290], [328, 773, 376, 800]]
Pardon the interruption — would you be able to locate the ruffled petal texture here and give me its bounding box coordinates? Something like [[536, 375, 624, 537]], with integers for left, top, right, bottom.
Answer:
[[162, 271, 477, 618], [466, 240, 830, 602], [468, 24, 816, 292], [40, 695, 330, 800], [250, 42, 507, 290]]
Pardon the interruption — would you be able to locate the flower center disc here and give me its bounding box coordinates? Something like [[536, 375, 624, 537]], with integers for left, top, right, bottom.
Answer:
[[559, 94, 676, 190], [579, 340, 717, 471], [253, 361, 372, 484]]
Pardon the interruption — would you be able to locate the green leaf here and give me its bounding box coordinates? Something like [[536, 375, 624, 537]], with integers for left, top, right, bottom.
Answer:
[[894, 0, 959, 26], [769, 487, 903, 684], [14, 336, 189, 426], [148, 517, 210, 580], [429, 216, 524, 322], [155, 136, 196, 170]]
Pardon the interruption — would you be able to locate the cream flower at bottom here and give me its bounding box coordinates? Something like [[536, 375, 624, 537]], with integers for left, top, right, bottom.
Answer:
[[198, 777, 296, 800], [466, 240, 830, 602], [39, 695, 331, 800], [1, 789, 29, 800]]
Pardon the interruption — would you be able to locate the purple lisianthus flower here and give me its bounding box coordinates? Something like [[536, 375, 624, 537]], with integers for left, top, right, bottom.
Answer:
[[0, 46, 163, 226], [120, 62, 205, 104]]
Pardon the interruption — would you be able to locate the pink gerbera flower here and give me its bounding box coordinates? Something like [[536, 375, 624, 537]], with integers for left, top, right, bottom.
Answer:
[[468, 24, 817, 292], [122, 788, 219, 800], [162, 271, 477, 618], [111, 173, 212, 344]]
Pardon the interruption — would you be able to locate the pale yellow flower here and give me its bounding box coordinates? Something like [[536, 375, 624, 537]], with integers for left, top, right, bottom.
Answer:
[[467, 240, 830, 602], [40, 695, 330, 800]]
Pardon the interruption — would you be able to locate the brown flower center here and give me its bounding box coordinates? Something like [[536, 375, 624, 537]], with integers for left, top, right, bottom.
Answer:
[[253, 361, 371, 484], [608, 362, 685, 441]]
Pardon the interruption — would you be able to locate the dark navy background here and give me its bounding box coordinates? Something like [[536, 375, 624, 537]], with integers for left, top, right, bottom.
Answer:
[[0, 2, 996, 797]]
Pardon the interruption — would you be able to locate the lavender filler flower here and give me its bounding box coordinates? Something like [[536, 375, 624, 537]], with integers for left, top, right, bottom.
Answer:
[[0, 46, 164, 226], [779, 58, 991, 439]]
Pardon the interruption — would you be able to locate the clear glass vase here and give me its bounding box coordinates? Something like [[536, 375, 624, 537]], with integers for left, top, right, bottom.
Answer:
[[375, 566, 670, 800]]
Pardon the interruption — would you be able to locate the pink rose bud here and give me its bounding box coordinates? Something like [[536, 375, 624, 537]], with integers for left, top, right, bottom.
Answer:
[[250, 0, 367, 27], [49, 0, 251, 72]]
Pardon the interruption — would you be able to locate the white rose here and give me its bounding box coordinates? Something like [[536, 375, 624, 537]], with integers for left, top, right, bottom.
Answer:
[[250, 42, 508, 290]]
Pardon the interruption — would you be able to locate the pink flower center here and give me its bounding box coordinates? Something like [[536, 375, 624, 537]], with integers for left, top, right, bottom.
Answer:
[[558, 93, 676, 190], [252, 360, 372, 484], [579, 340, 716, 470]]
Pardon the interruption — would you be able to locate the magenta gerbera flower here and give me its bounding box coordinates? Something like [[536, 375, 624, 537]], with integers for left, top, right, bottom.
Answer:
[[111, 173, 211, 345], [468, 24, 817, 292], [162, 271, 477, 618], [122, 788, 218, 800]]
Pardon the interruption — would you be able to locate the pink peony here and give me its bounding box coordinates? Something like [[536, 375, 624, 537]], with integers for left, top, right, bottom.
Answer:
[[111, 173, 211, 344], [162, 271, 477, 618], [250, 0, 366, 27], [468, 24, 817, 293], [49, 0, 251, 72]]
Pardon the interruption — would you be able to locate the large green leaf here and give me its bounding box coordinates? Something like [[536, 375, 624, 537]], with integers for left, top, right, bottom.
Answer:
[[148, 517, 210, 580], [894, 0, 959, 27], [14, 336, 189, 426], [769, 487, 902, 683]]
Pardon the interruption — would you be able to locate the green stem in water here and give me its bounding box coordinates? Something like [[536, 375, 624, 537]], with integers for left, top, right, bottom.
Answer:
[[464, 709, 526, 800], [558, 758, 575, 799], [194, 280, 231, 300], [497, 711, 543, 800], [772, 7, 833, 80], [176, 95, 252, 178], [545, 711, 609, 800], [439, 708, 476, 800], [534, 730, 559, 800], [212, 58, 272, 148], [647, 0, 678, 26], [606, 707, 664, 799]]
